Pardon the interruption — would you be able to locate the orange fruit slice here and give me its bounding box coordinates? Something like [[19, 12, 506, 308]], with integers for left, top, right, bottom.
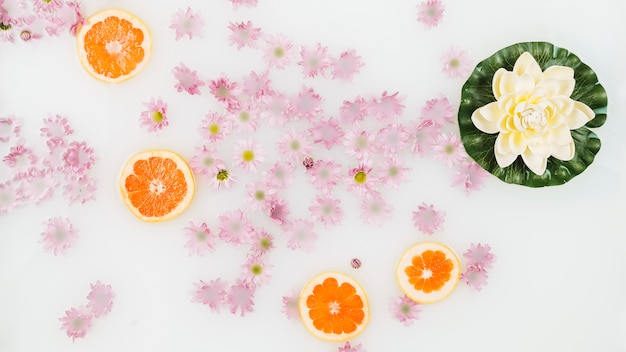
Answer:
[[298, 272, 369, 342], [396, 242, 461, 304], [120, 150, 195, 222], [76, 9, 151, 83]]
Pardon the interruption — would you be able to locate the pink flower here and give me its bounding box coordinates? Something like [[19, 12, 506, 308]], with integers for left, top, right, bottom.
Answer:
[[138, 97, 168, 133], [63, 175, 97, 205], [339, 96, 369, 125], [338, 341, 367, 352], [241, 70, 271, 99], [376, 123, 410, 156], [232, 139, 265, 173], [173, 62, 205, 95], [189, 144, 219, 179], [431, 132, 466, 167], [218, 209, 253, 245], [0, 115, 22, 142], [229, 0, 258, 10], [360, 193, 392, 226], [284, 219, 318, 252], [192, 278, 227, 313], [461, 264, 489, 291], [86, 281, 114, 318], [0, 181, 24, 214], [289, 86, 324, 121], [225, 279, 255, 316], [263, 161, 296, 189], [440, 47, 472, 79], [276, 128, 312, 162], [245, 181, 276, 211], [309, 116, 344, 149], [228, 21, 261, 50], [417, 0, 445, 29], [463, 243, 496, 269], [40, 114, 73, 140], [267, 196, 291, 226], [408, 119, 439, 157], [343, 127, 379, 162], [3, 143, 38, 173], [169, 7, 204, 40], [369, 91, 405, 120], [308, 159, 342, 194], [59, 306, 92, 342], [263, 34, 294, 69], [377, 156, 410, 189], [249, 228, 275, 256], [331, 49, 364, 81], [420, 95, 454, 127], [227, 100, 259, 133], [62, 141, 95, 176], [0, 13, 16, 43], [209, 74, 242, 111], [32, 0, 62, 16], [183, 220, 215, 256], [412, 202, 445, 235], [199, 111, 232, 143], [346, 163, 378, 197], [241, 254, 273, 288], [209, 163, 236, 190], [389, 295, 420, 326], [16, 167, 57, 205], [451, 160, 489, 195], [309, 195, 343, 228], [40, 217, 79, 255], [259, 91, 290, 126], [298, 43, 331, 78], [280, 291, 299, 320], [43, 137, 67, 171]]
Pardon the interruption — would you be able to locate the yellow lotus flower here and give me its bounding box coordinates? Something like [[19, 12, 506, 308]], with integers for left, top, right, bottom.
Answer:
[[470, 52, 595, 175]]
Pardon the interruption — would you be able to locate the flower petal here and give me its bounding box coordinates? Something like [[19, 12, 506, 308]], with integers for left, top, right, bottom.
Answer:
[[494, 134, 517, 168], [551, 142, 575, 161], [513, 52, 542, 84], [521, 149, 547, 175], [542, 66, 575, 96], [471, 102, 503, 133], [493, 70, 516, 98], [508, 131, 527, 155], [549, 124, 574, 146], [564, 101, 595, 129], [527, 141, 552, 158]]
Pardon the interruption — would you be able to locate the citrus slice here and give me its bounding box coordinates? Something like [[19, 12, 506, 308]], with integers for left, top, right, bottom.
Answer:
[[76, 9, 151, 83], [298, 272, 369, 342], [120, 150, 194, 222], [396, 242, 461, 304]]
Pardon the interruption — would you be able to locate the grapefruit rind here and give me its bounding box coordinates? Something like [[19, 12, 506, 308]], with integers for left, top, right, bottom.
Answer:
[[298, 272, 370, 342], [395, 242, 461, 304], [119, 150, 195, 222], [76, 8, 152, 84]]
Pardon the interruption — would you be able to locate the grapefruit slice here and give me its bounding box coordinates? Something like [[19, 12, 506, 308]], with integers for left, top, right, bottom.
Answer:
[[298, 272, 369, 342], [396, 242, 461, 304], [120, 150, 194, 222]]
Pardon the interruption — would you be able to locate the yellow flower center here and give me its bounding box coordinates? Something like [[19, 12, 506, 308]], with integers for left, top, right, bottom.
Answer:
[[152, 111, 163, 123], [239, 111, 250, 122], [354, 171, 367, 184], [209, 124, 220, 135], [242, 150, 255, 162], [273, 47, 285, 58], [216, 169, 229, 181]]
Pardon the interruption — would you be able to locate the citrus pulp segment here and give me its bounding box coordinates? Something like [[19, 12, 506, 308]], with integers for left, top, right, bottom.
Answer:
[[120, 150, 195, 222], [298, 272, 369, 342], [396, 242, 461, 304], [76, 9, 151, 83]]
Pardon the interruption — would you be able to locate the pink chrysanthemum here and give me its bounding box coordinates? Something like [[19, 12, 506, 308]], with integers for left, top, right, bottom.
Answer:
[[346, 163, 378, 197], [172, 63, 205, 95], [343, 127, 379, 162], [0, 181, 24, 214], [43, 137, 67, 171], [16, 167, 57, 205], [463, 243, 496, 269], [431, 133, 467, 167], [309, 116, 344, 149], [227, 100, 259, 133], [263, 161, 296, 189], [61, 141, 95, 176], [331, 49, 364, 81], [0, 115, 22, 142], [298, 43, 331, 78], [209, 74, 242, 112], [461, 264, 489, 291], [59, 306, 93, 342], [417, 0, 445, 29], [225, 279, 255, 317], [285, 219, 318, 252], [338, 341, 367, 352], [389, 295, 421, 326], [263, 34, 294, 70], [309, 195, 343, 228], [249, 228, 275, 256], [377, 156, 410, 189], [189, 145, 219, 179], [0, 13, 16, 43], [412, 202, 446, 235], [280, 291, 299, 320], [40, 114, 73, 141], [138, 97, 168, 133], [40, 217, 79, 255], [245, 181, 276, 212], [199, 111, 232, 143], [408, 119, 439, 157], [360, 193, 392, 226], [209, 163, 236, 190], [192, 278, 227, 313], [3, 143, 38, 173], [267, 196, 291, 226], [376, 123, 410, 156], [229, 0, 258, 10], [369, 91, 405, 120], [62, 175, 97, 205], [32, 0, 63, 16], [420, 96, 454, 127], [308, 159, 342, 194], [232, 139, 265, 173], [289, 86, 323, 121], [217, 209, 253, 245], [339, 96, 369, 125], [451, 160, 489, 195], [276, 128, 313, 163], [169, 7, 203, 40], [259, 91, 290, 126], [440, 47, 472, 79], [228, 21, 261, 50], [86, 281, 114, 318], [241, 70, 271, 99], [183, 220, 215, 256], [241, 254, 273, 288]]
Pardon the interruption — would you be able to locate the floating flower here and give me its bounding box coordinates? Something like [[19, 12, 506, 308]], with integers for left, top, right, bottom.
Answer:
[[412, 202, 445, 235], [209, 164, 236, 190], [284, 219, 317, 252], [245, 181, 276, 212], [241, 70, 271, 99], [263, 161, 295, 189], [339, 96, 369, 125], [463, 243, 496, 269], [450, 160, 489, 195], [40, 217, 79, 255], [3, 143, 38, 173], [331, 49, 364, 81], [309, 116, 344, 149], [309, 195, 343, 228], [225, 279, 255, 317], [249, 228, 275, 256], [298, 43, 331, 78], [389, 295, 421, 326], [189, 144, 220, 179], [377, 156, 410, 189], [338, 341, 367, 352], [86, 281, 114, 318], [416, 0, 445, 29], [40, 114, 73, 140], [360, 193, 392, 227], [192, 278, 227, 313], [259, 91, 290, 126], [229, 0, 258, 10], [61, 141, 95, 176], [408, 119, 438, 157], [369, 91, 405, 120], [263, 34, 294, 70], [346, 163, 378, 197], [376, 123, 409, 156], [280, 291, 299, 320], [183, 220, 215, 256], [169, 7, 203, 40], [232, 139, 265, 173], [343, 127, 379, 162], [431, 132, 466, 167], [276, 128, 312, 163], [267, 196, 291, 226], [420, 95, 454, 127], [0, 181, 23, 214], [138, 97, 169, 133], [172, 63, 205, 95], [218, 209, 253, 245], [308, 159, 342, 194], [289, 86, 324, 121], [460, 264, 489, 291], [228, 100, 259, 132], [16, 167, 57, 205], [59, 306, 93, 342], [241, 254, 273, 288], [0, 115, 21, 142], [228, 21, 261, 50], [440, 47, 472, 79], [209, 74, 242, 111], [62, 175, 97, 205], [351, 258, 362, 269], [199, 111, 232, 143]]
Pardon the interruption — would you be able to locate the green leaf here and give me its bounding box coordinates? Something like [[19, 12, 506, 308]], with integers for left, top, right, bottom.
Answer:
[[458, 42, 607, 187]]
